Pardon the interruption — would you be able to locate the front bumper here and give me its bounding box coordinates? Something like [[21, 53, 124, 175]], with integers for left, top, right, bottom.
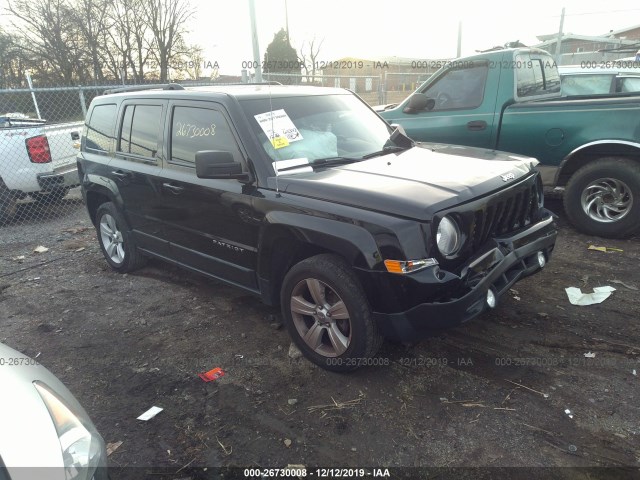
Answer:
[[371, 212, 557, 341]]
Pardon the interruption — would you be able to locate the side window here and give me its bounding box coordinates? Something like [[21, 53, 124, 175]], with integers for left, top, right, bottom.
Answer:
[[619, 77, 640, 93], [562, 75, 614, 95], [170, 106, 242, 165], [419, 64, 488, 111], [117, 104, 162, 158], [517, 55, 561, 97], [85, 104, 116, 152]]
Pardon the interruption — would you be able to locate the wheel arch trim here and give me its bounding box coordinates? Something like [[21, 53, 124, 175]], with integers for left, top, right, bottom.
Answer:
[[556, 140, 640, 186]]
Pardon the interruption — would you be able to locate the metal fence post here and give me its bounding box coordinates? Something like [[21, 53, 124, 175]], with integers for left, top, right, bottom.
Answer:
[[78, 86, 87, 117]]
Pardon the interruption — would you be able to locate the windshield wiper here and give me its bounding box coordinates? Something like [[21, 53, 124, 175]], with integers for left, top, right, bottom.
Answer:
[[361, 145, 409, 160], [312, 156, 361, 167]]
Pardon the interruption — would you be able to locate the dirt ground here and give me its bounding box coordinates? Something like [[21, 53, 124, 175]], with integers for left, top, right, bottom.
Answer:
[[1, 195, 639, 477]]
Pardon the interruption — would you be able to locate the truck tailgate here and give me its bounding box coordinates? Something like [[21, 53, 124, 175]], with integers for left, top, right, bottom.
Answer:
[[42, 122, 83, 170]]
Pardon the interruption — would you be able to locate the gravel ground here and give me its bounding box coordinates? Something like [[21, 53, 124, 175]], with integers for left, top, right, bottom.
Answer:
[[1, 197, 639, 479]]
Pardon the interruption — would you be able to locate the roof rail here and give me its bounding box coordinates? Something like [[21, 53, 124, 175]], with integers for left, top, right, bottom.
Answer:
[[103, 83, 185, 95], [244, 81, 283, 85], [199, 81, 283, 86]]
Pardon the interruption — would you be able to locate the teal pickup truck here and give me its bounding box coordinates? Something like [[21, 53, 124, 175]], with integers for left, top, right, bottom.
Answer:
[[378, 48, 640, 238]]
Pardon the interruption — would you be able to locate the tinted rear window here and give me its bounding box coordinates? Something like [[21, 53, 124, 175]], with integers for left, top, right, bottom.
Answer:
[[118, 104, 162, 158], [86, 104, 116, 151]]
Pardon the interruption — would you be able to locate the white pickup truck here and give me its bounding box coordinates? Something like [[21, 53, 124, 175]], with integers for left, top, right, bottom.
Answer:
[[0, 114, 83, 223]]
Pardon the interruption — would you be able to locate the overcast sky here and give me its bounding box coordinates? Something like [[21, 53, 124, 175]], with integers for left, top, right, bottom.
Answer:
[[189, 0, 640, 75]]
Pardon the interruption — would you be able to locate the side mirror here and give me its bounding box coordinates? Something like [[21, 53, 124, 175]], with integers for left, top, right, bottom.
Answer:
[[403, 93, 436, 114], [389, 124, 414, 148], [195, 150, 247, 179]]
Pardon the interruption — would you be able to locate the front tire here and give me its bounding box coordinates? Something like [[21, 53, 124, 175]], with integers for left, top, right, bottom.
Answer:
[[564, 158, 640, 238], [280, 254, 383, 372], [95, 202, 146, 273]]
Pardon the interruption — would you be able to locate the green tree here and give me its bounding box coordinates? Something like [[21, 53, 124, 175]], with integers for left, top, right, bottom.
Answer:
[[263, 28, 299, 84]]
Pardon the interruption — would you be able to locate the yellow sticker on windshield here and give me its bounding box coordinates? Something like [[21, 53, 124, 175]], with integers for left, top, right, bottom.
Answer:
[[271, 136, 289, 149]]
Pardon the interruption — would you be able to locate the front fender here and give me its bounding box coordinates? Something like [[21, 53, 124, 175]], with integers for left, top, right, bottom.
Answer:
[[262, 211, 382, 270]]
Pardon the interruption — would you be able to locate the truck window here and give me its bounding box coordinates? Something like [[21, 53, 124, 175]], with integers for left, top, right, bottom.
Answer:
[[619, 77, 640, 93], [419, 64, 488, 111], [117, 104, 162, 158], [516, 55, 561, 98], [170, 106, 242, 165], [562, 74, 614, 95], [86, 104, 116, 152]]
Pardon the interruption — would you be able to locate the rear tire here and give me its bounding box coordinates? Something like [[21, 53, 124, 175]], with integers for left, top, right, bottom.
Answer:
[[564, 157, 640, 238], [95, 202, 147, 273], [280, 253, 383, 372]]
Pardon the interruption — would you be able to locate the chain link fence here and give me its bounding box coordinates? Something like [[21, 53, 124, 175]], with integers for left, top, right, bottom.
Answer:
[[0, 81, 224, 228]]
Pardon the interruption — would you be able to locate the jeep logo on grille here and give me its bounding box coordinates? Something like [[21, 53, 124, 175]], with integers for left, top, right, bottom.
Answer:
[[501, 173, 515, 182]]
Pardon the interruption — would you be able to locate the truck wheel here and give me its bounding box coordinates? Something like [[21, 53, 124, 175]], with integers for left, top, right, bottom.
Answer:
[[0, 179, 17, 225], [564, 158, 640, 238], [280, 254, 383, 372], [95, 202, 147, 272]]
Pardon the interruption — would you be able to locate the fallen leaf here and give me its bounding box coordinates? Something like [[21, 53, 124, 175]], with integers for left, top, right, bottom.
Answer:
[[106, 441, 123, 456]]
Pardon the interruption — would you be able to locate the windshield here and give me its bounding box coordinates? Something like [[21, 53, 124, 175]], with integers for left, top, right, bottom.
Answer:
[[240, 94, 393, 164]]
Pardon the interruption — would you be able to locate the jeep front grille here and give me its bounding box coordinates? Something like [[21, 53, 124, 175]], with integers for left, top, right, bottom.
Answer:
[[469, 182, 539, 250]]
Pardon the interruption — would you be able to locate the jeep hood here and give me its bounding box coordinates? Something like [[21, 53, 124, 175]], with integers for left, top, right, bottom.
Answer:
[[272, 144, 538, 220]]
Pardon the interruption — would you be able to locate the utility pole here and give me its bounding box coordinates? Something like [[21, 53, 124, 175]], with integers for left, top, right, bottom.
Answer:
[[285, 0, 290, 41], [248, 0, 263, 82], [456, 21, 462, 58], [555, 7, 565, 66]]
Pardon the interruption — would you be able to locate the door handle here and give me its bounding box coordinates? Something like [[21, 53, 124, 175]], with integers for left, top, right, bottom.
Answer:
[[162, 182, 184, 194], [467, 120, 487, 131], [111, 170, 130, 179]]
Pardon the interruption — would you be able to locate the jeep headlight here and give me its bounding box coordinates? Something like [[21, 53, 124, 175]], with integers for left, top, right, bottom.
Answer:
[[437, 215, 461, 256], [34, 381, 104, 480]]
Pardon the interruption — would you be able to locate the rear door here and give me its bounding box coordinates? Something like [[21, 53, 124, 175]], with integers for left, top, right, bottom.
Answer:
[[110, 99, 169, 254], [158, 100, 260, 290]]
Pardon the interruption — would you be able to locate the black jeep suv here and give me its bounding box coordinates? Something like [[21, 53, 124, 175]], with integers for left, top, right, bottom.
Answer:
[[78, 83, 557, 371]]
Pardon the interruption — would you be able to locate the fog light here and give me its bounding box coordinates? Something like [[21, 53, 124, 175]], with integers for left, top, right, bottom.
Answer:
[[486, 289, 496, 309], [537, 251, 546, 268]]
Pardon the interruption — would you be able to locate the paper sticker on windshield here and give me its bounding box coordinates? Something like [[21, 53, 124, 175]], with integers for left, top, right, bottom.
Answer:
[[254, 109, 303, 149], [271, 136, 289, 149]]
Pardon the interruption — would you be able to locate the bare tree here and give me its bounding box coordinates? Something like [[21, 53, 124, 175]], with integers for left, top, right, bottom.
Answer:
[[6, 0, 83, 84], [74, 0, 111, 82], [177, 45, 204, 80], [104, 0, 152, 82], [298, 36, 324, 84], [0, 29, 29, 88], [143, 0, 194, 82]]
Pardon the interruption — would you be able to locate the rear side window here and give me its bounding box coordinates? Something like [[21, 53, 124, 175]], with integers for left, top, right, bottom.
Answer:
[[170, 106, 242, 165], [118, 104, 162, 158], [562, 74, 614, 95], [85, 104, 116, 152], [619, 77, 640, 93], [516, 55, 561, 98]]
